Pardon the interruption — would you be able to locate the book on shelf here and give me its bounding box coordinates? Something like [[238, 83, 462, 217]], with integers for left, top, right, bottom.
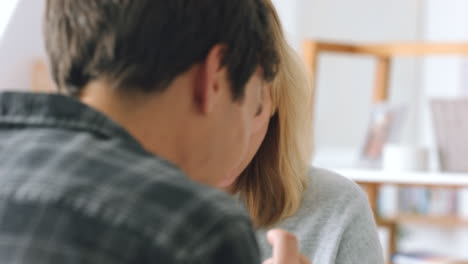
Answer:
[[378, 185, 461, 218]]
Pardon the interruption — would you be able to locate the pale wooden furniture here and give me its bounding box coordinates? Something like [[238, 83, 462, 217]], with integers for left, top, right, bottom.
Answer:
[[31, 59, 56, 92], [302, 41, 468, 110], [303, 41, 468, 262]]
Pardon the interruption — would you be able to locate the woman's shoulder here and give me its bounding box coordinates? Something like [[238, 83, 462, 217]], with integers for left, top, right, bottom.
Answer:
[[300, 168, 384, 263], [298, 167, 370, 214], [256, 167, 380, 262], [307, 167, 367, 200]]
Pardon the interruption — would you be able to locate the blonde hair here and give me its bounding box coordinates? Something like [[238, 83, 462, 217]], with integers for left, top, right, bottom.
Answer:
[[232, 1, 314, 228]]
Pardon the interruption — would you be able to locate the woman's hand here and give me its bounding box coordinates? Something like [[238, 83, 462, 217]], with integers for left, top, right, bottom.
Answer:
[[263, 229, 311, 264]]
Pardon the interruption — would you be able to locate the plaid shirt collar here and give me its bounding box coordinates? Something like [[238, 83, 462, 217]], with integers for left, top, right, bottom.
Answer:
[[0, 91, 143, 150]]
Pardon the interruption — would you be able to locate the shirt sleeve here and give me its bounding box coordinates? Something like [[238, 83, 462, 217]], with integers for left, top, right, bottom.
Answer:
[[335, 191, 385, 264], [193, 217, 261, 264]]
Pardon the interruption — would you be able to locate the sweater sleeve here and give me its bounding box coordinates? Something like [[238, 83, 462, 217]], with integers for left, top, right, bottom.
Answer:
[[335, 190, 385, 264]]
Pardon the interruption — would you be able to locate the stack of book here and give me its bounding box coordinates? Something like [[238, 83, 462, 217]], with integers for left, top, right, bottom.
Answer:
[[377, 185, 460, 218], [398, 187, 458, 216]]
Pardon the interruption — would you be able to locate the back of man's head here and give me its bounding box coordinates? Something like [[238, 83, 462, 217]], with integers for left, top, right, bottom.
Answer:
[[43, 0, 279, 99]]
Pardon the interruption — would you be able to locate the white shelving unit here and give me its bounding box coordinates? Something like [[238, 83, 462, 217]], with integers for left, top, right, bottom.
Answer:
[[303, 41, 468, 262], [337, 169, 468, 187]]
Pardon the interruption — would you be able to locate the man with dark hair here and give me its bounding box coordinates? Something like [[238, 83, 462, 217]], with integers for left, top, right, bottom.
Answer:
[[0, 0, 309, 263]]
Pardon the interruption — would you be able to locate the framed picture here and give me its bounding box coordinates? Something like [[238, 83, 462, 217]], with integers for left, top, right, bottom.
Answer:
[[358, 103, 406, 168]]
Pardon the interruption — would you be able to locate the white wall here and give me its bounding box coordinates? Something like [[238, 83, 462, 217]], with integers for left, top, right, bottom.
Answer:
[[0, 0, 46, 91], [271, 0, 302, 50], [0, 0, 20, 39]]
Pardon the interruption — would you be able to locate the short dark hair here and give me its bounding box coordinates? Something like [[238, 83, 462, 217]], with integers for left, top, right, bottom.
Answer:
[[44, 0, 279, 99]]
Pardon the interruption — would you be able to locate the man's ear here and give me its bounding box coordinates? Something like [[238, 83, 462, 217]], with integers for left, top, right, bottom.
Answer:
[[193, 45, 227, 114]]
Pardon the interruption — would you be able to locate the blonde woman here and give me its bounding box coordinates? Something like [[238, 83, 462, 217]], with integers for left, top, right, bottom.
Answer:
[[219, 1, 385, 263]]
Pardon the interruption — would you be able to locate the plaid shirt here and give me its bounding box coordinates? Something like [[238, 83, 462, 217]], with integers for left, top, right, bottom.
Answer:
[[0, 92, 260, 264]]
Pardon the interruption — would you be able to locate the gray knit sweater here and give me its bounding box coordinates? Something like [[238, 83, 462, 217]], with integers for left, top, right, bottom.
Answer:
[[256, 167, 384, 264]]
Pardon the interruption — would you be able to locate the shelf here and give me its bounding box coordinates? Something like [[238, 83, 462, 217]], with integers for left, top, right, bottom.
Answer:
[[336, 168, 468, 188], [378, 214, 468, 227], [305, 41, 468, 56]]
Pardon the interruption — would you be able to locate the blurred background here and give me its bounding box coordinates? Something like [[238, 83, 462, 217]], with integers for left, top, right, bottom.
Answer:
[[2, 0, 468, 263]]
